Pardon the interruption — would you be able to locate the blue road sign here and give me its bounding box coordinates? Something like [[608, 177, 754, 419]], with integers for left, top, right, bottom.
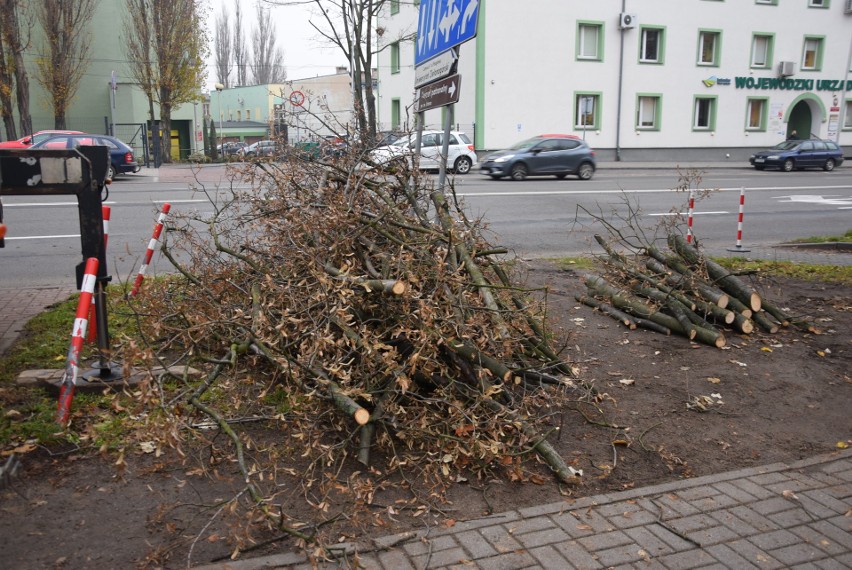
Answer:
[[415, 0, 479, 66]]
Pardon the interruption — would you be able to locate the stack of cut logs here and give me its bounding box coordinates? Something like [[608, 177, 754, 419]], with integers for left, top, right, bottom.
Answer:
[[577, 234, 806, 348]]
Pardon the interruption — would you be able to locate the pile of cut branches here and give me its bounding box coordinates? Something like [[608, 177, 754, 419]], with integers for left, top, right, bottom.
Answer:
[[125, 152, 588, 550], [579, 232, 811, 348]]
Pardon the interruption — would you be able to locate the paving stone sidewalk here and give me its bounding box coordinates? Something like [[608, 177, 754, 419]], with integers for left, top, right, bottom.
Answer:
[[195, 450, 851, 570], [0, 286, 75, 357]]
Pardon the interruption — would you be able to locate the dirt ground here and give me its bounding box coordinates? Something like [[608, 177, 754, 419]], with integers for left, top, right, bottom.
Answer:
[[1, 258, 850, 569]]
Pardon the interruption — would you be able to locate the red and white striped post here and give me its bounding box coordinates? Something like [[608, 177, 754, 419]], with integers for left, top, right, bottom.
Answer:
[[131, 203, 171, 297], [88, 206, 110, 343], [56, 257, 99, 425], [686, 190, 696, 244], [727, 187, 751, 253]]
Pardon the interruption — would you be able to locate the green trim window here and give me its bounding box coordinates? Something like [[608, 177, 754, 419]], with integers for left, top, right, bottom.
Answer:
[[576, 22, 604, 61], [801, 36, 824, 71], [746, 97, 768, 131], [391, 41, 400, 74], [574, 92, 601, 130], [750, 34, 774, 69], [843, 100, 852, 130], [697, 30, 721, 66], [693, 96, 717, 130], [639, 27, 665, 64], [755, 0, 777, 4], [808, 0, 829, 7], [391, 98, 401, 130], [391, 0, 400, 15], [636, 94, 662, 130]]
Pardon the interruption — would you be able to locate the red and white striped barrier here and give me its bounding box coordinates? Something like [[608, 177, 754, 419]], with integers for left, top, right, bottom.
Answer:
[[131, 203, 171, 297], [727, 187, 751, 253], [88, 206, 110, 343], [56, 257, 99, 425], [686, 190, 696, 244]]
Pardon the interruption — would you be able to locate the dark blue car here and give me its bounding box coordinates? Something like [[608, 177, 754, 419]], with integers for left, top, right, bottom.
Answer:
[[33, 133, 140, 179], [480, 134, 596, 181], [749, 139, 844, 172]]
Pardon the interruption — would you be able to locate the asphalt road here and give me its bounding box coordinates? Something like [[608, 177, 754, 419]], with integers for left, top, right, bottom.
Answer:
[[1, 166, 849, 289]]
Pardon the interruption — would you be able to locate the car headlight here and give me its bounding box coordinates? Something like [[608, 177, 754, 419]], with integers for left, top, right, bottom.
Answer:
[[766, 155, 780, 160], [494, 155, 514, 163]]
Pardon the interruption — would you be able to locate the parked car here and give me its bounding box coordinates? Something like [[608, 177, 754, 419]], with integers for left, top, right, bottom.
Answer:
[[218, 141, 247, 157], [32, 133, 139, 179], [749, 139, 844, 172], [0, 130, 84, 149], [369, 130, 477, 174], [241, 140, 278, 158], [480, 134, 596, 181]]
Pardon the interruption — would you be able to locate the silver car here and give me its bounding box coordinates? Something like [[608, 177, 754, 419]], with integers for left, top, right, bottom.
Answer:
[[370, 131, 477, 174]]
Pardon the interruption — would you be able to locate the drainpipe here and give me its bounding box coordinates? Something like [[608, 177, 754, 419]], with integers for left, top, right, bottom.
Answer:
[[615, 0, 626, 161], [836, 32, 852, 144]]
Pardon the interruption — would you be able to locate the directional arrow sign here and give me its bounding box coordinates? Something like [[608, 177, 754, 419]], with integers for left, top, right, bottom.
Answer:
[[415, 74, 461, 112], [414, 49, 456, 88], [415, 0, 479, 66]]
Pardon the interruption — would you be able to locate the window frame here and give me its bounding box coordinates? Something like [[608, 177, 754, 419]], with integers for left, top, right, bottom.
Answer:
[[808, 0, 829, 8], [801, 36, 825, 71], [843, 100, 852, 130], [636, 94, 662, 131], [750, 33, 774, 69], [391, 98, 401, 130], [576, 21, 604, 62], [390, 41, 400, 74], [692, 95, 717, 131], [390, 0, 400, 15], [574, 92, 602, 130], [697, 29, 722, 67], [639, 26, 666, 64], [745, 97, 769, 131], [755, 0, 777, 4]]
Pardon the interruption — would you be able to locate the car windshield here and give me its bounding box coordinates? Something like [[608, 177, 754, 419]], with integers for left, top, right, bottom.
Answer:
[[508, 137, 545, 151], [771, 141, 801, 151]]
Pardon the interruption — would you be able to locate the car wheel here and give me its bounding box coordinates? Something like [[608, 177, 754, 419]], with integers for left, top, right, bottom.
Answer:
[[453, 156, 472, 175], [823, 158, 835, 171], [510, 163, 528, 181], [782, 159, 794, 172], [555, 174, 567, 180], [107, 164, 117, 180], [577, 163, 594, 180]]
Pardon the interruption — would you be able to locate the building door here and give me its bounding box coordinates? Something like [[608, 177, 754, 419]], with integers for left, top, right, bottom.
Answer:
[[788, 100, 812, 139]]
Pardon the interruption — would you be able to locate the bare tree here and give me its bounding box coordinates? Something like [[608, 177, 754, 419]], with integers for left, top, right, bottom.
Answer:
[[0, 0, 33, 137], [124, 0, 208, 163], [250, 4, 286, 85], [0, 22, 17, 140], [34, 0, 96, 129], [214, 6, 231, 88], [232, 1, 248, 87], [269, 0, 401, 141]]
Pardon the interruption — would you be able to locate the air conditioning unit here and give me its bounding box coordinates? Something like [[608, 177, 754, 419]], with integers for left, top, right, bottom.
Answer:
[[778, 61, 796, 77], [845, 0, 852, 14], [619, 13, 637, 29]]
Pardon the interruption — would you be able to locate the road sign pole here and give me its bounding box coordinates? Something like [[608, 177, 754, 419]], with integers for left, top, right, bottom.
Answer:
[[437, 104, 454, 194]]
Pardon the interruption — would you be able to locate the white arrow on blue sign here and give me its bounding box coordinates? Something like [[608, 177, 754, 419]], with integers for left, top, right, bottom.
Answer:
[[415, 0, 479, 66]]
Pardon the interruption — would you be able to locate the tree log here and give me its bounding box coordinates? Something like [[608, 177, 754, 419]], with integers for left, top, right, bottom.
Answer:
[[575, 294, 636, 329]]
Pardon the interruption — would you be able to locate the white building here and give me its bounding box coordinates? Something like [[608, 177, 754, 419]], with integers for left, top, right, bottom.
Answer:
[[375, 0, 852, 161]]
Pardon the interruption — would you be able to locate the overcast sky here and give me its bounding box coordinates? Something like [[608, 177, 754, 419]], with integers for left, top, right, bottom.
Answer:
[[205, 0, 349, 89]]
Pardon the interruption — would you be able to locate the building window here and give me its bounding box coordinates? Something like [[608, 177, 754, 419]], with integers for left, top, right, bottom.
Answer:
[[801, 37, 824, 71], [751, 34, 773, 69], [693, 96, 716, 130], [697, 30, 721, 66], [746, 98, 768, 131], [636, 94, 661, 130], [246, 109, 251, 120], [391, 98, 401, 130], [574, 93, 601, 130], [640, 27, 665, 64], [390, 0, 400, 14], [236, 110, 241, 121], [577, 22, 603, 61], [808, 0, 828, 7], [755, 0, 777, 4], [391, 41, 400, 74]]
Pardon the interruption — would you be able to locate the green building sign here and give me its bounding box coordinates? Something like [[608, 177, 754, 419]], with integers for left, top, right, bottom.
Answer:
[[734, 77, 852, 91]]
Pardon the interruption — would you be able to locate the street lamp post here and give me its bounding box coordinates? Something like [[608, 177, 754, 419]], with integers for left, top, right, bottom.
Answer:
[[215, 83, 224, 154]]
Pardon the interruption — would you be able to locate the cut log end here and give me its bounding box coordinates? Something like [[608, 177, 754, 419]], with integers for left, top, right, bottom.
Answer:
[[750, 293, 762, 313], [354, 407, 371, 426], [391, 280, 407, 295]]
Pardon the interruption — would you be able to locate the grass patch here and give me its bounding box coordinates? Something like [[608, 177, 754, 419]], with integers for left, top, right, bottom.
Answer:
[[549, 256, 597, 271], [713, 257, 852, 285], [787, 229, 852, 244]]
